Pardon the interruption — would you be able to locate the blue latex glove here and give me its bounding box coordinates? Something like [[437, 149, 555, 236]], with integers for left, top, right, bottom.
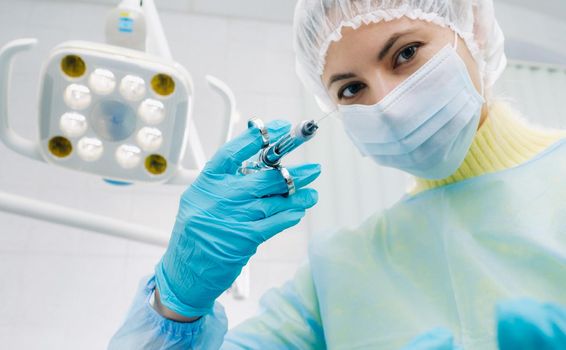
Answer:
[[497, 299, 566, 350], [401, 328, 461, 350], [155, 120, 321, 317]]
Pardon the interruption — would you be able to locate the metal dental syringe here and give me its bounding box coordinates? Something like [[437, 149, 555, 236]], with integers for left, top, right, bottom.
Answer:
[[237, 112, 334, 195], [238, 108, 336, 180], [259, 119, 319, 167], [238, 118, 320, 175]]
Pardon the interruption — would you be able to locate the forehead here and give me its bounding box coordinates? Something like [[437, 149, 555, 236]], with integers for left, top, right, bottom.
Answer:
[[340, 17, 420, 39], [330, 17, 443, 53], [323, 18, 448, 75]]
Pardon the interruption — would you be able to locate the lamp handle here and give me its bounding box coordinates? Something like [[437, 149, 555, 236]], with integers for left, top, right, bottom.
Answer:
[[166, 75, 239, 185], [206, 75, 240, 144], [0, 39, 44, 162]]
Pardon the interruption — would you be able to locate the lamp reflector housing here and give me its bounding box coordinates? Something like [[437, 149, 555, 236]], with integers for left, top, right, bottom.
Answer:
[[38, 41, 193, 183]]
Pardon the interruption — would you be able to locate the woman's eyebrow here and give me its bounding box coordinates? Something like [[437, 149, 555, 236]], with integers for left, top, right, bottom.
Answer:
[[327, 29, 418, 88], [327, 73, 357, 88], [378, 29, 417, 61]]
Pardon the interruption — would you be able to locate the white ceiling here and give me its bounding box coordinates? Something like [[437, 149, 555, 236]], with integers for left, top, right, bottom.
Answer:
[[31, 0, 566, 23], [53, 0, 298, 22]]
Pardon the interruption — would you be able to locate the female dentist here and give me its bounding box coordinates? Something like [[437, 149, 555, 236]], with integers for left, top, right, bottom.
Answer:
[[110, 0, 566, 348]]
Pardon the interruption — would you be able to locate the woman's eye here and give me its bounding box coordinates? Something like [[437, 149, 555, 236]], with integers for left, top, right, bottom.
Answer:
[[394, 44, 420, 67], [339, 82, 366, 100]]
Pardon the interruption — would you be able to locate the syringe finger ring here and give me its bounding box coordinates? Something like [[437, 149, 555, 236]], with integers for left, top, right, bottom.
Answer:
[[238, 160, 266, 175], [278, 166, 296, 197], [248, 118, 270, 149]]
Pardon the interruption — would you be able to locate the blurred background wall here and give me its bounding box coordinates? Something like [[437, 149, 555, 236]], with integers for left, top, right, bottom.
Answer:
[[0, 0, 564, 348]]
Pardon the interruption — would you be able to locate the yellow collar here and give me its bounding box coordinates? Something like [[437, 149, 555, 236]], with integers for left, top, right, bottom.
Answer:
[[411, 101, 566, 194]]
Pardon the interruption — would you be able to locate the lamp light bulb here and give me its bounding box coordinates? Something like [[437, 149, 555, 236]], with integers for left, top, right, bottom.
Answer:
[[77, 137, 104, 162], [116, 144, 142, 169], [119, 75, 146, 101], [64, 84, 92, 110], [89, 69, 116, 95]]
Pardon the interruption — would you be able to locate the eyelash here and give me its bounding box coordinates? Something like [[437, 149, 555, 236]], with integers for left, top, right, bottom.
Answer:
[[337, 42, 423, 101], [393, 42, 423, 68], [338, 82, 367, 100]]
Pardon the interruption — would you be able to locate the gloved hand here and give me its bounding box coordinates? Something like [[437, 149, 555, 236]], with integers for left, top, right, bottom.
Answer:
[[155, 120, 321, 317], [401, 328, 461, 350], [497, 299, 566, 350]]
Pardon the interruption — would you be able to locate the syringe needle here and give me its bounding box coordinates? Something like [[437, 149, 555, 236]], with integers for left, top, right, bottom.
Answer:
[[316, 109, 337, 124]]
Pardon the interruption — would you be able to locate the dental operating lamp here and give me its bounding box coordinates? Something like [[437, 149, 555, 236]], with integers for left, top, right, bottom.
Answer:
[[0, 0, 249, 298], [0, 0, 239, 185]]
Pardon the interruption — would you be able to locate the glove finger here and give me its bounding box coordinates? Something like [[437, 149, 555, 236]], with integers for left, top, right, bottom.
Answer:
[[240, 163, 321, 198], [497, 299, 566, 350], [251, 188, 318, 219], [252, 209, 306, 242], [400, 328, 459, 350], [204, 120, 291, 175], [199, 188, 317, 224]]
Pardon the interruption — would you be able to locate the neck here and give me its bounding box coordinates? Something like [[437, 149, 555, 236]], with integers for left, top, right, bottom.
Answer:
[[411, 100, 566, 194]]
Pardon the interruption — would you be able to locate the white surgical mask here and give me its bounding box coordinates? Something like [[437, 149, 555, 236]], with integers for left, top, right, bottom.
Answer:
[[338, 38, 485, 180]]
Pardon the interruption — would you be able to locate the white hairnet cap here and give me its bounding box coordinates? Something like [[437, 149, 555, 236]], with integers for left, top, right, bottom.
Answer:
[[293, 0, 507, 112]]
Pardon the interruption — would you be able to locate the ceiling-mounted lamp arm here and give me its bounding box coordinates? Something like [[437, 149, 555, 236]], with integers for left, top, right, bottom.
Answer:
[[141, 0, 172, 60], [0, 191, 168, 247], [0, 39, 43, 162]]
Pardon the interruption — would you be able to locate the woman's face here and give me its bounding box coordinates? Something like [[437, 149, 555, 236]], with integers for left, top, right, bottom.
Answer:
[[322, 17, 486, 121]]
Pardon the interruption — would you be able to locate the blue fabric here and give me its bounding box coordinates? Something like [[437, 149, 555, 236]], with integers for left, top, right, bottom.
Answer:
[[222, 265, 326, 349], [111, 139, 566, 349], [110, 265, 326, 349], [338, 45, 484, 179], [108, 276, 228, 350]]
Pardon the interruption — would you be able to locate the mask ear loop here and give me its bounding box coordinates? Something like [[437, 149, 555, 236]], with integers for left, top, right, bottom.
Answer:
[[454, 30, 485, 98], [453, 31, 459, 50], [479, 72, 485, 99]]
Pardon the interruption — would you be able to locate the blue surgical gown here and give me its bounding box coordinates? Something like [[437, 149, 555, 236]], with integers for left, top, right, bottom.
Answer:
[[109, 139, 566, 349]]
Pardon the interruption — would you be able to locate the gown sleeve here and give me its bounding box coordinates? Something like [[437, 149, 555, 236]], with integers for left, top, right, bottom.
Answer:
[[108, 265, 326, 350], [108, 275, 228, 350], [222, 264, 326, 349]]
